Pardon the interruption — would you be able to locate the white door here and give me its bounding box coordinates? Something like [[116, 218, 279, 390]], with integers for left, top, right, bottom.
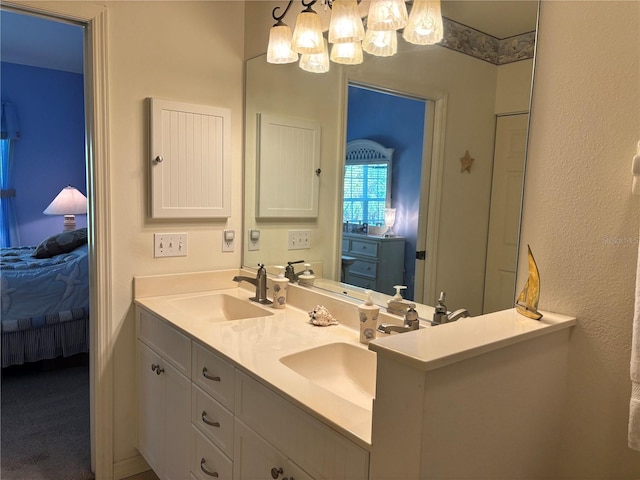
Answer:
[[483, 114, 529, 313]]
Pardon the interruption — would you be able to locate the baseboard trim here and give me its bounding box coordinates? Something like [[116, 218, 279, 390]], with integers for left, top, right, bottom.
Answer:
[[113, 454, 151, 480]]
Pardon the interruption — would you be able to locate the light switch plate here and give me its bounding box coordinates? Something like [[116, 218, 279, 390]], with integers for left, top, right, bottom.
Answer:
[[154, 233, 188, 257], [288, 230, 311, 250]]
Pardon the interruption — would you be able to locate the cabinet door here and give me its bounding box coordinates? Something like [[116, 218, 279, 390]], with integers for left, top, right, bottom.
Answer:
[[137, 341, 165, 476], [138, 340, 191, 480], [234, 419, 313, 480], [149, 98, 231, 219]]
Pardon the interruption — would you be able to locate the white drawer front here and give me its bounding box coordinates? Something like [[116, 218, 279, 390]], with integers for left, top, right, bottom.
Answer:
[[137, 308, 191, 377], [192, 342, 235, 410], [235, 372, 369, 480], [192, 384, 234, 458], [192, 426, 233, 480]]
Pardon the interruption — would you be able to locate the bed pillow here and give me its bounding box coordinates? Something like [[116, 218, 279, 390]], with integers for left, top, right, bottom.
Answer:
[[32, 228, 88, 259]]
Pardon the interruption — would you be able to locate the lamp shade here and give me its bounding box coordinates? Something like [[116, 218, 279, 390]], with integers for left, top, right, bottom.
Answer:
[[366, 0, 408, 31], [44, 186, 87, 215], [403, 0, 444, 45], [362, 29, 398, 57], [291, 10, 325, 54], [330, 41, 364, 65], [299, 38, 330, 73], [267, 24, 299, 64], [328, 0, 365, 44]]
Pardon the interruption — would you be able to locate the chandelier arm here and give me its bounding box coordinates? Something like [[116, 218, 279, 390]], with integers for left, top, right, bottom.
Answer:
[[301, 0, 319, 12], [272, 1, 294, 25]]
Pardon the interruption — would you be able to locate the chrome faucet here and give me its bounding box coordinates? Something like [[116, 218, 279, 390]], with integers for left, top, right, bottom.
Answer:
[[377, 304, 420, 334], [232, 264, 272, 305], [432, 291, 469, 325], [284, 260, 313, 283]]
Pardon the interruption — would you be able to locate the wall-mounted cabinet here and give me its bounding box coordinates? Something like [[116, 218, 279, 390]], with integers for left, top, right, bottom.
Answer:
[[149, 98, 231, 218], [256, 113, 320, 219]]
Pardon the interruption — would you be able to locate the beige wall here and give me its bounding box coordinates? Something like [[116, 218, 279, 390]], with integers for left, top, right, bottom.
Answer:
[[13, 0, 246, 471], [106, 2, 245, 463], [520, 1, 640, 477]]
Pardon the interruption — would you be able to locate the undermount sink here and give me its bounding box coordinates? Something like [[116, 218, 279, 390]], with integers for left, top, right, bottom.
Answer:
[[280, 342, 376, 410], [168, 293, 274, 322]]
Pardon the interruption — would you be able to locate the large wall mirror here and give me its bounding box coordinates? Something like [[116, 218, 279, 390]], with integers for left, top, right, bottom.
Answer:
[[243, 0, 539, 316]]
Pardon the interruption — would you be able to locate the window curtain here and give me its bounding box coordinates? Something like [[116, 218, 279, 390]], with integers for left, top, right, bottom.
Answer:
[[1, 102, 21, 247]]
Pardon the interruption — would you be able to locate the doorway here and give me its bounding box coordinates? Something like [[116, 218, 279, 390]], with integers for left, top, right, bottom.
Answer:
[[345, 83, 430, 301], [0, 6, 95, 478]]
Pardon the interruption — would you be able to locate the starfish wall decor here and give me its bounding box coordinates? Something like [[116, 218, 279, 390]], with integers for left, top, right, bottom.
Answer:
[[460, 150, 474, 173]]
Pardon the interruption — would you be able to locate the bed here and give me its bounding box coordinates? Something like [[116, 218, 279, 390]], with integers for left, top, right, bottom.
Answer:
[[1, 228, 90, 368]]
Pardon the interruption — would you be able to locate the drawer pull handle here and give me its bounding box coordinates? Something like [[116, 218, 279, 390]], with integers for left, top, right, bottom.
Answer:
[[200, 458, 219, 477], [151, 364, 164, 375], [202, 367, 221, 382], [201, 411, 220, 427], [271, 467, 284, 479]]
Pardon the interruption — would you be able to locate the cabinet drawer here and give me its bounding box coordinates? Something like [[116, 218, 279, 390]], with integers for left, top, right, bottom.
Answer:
[[191, 427, 233, 480], [192, 342, 235, 410], [235, 372, 369, 480], [137, 308, 191, 377], [350, 259, 377, 278], [349, 239, 379, 258], [192, 384, 234, 458]]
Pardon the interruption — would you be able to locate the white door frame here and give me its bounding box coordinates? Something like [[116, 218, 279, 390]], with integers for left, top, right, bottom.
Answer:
[[5, 2, 113, 478]]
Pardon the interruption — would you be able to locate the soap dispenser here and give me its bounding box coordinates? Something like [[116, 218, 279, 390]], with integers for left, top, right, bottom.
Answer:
[[271, 266, 289, 309], [358, 290, 380, 344], [387, 285, 408, 315], [298, 263, 315, 287]]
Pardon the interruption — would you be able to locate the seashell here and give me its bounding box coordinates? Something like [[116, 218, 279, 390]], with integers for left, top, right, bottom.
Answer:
[[308, 305, 339, 326]]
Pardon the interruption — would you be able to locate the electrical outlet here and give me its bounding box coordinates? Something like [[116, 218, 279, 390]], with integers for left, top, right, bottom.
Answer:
[[222, 229, 235, 252], [288, 230, 311, 250], [248, 229, 260, 251], [154, 233, 188, 257]]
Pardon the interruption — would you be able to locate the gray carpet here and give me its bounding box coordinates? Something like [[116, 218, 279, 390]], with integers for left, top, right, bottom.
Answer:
[[1, 358, 93, 480]]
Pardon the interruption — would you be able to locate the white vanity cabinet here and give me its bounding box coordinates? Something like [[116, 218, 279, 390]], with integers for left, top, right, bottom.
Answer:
[[136, 306, 369, 480], [137, 309, 192, 480]]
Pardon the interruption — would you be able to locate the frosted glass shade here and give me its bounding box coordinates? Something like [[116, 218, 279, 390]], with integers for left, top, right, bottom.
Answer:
[[267, 24, 299, 64], [366, 0, 408, 31], [328, 0, 365, 44], [362, 29, 397, 57], [299, 39, 330, 73], [330, 41, 363, 65], [291, 11, 324, 54], [403, 0, 444, 45]]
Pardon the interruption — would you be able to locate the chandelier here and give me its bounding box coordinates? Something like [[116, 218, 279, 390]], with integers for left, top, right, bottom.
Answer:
[[267, 0, 444, 73]]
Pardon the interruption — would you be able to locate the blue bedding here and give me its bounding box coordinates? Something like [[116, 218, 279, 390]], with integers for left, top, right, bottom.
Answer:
[[1, 244, 90, 333]]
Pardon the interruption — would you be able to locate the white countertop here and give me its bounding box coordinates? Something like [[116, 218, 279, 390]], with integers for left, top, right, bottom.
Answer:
[[135, 286, 376, 449], [368, 308, 576, 371], [133, 270, 576, 450]]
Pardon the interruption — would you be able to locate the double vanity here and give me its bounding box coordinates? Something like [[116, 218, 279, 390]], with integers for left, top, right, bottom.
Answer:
[[134, 269, 575, 480]]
